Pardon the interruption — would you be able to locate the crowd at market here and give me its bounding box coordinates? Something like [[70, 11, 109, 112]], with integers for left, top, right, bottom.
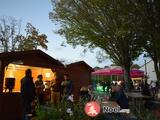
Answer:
[[20, 68, 160, 119], [99, 78, 160, 98], [21, 69, 74, 119]]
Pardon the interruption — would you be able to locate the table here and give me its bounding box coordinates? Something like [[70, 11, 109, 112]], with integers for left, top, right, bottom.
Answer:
[[102, 101, 119, 106], [125, 92, 151, 99], [125, 92, 152, 111]]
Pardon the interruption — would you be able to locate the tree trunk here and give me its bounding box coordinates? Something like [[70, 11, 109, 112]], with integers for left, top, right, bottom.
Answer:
[[123, 65, 132, 91], [153, 58, 160, 82]]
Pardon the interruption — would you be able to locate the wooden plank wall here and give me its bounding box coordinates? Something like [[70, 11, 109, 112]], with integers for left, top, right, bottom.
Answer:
[[0, 93, 23, 120]]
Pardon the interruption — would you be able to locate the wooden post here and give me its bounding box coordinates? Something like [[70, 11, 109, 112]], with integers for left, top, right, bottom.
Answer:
[[0, 60, 7, 93]]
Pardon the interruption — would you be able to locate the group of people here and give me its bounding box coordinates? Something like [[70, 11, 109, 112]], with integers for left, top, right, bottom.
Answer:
[[107, 79, 160, 110], [50, 73, 73, 104], [20, 69, 73, 119], [91, 79, 129, 109], [133, 79, 159, 97]]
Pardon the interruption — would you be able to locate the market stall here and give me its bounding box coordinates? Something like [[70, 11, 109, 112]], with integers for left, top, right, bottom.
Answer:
[[92, 67, 144, 92], [0, 50, 64, 120]]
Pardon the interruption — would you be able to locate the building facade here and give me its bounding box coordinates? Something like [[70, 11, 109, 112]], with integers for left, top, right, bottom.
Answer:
[[140, 60, 157, 83]]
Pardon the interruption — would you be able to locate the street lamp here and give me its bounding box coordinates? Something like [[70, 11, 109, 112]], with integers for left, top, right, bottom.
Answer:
[[143, 54, 147, 79]]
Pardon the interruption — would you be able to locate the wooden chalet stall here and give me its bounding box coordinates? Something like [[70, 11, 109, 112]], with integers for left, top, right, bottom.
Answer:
[[66, 61, 94, 101], [0, 50, 64, 120]]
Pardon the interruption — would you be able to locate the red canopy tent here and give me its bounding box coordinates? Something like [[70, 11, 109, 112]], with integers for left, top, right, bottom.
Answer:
[[92, 68, 111, 75], [130, 69, 144, 78], [92, 68, 144, 78]]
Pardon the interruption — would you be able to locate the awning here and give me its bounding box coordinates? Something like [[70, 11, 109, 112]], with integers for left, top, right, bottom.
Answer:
[[131, 77, 143, 81]]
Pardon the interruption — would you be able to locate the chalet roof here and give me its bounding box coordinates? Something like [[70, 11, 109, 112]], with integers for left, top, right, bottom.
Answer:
[[67, 61, 94, 72], [0, 50, 63, 68]]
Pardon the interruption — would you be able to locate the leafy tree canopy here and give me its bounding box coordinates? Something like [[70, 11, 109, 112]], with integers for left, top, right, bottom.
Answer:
[[0, 16, 48, 52], [50, 0, 143, 90], [49, 0, 142, 67], [129, 0, 160, 81]]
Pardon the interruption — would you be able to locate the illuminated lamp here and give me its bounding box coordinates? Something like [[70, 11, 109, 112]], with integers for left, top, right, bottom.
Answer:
[[46, 73, 51, 78]]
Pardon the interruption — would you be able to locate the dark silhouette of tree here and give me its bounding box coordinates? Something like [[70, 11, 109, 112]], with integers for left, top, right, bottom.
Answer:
[[94, 66, 102, 70], [49, 0, 142, 90], [0, 16, 48, 52], [17, 23, 48, 51], [131, 64, 140, 69], [130, 0, 160, 82]]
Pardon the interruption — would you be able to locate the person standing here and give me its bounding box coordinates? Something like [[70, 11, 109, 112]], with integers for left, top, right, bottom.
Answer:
[[102, 81, 107, 92], [106, 80, 111, 92], [35, 75, 45, 105], [150, 81, 157, 97], [61, 74, 73, 99], [141, 80, 151, 96], [79, 86, 91, 102], [21, 69, 36, 119], [50, 73, 61, 105]]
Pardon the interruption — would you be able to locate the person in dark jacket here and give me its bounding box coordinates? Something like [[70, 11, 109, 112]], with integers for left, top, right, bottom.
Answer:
[[141, 80, 151, 96], [110, 84, 129, 109], [21, 69, 36, 119], [61, 74, 73, 99], [79, 86, 91, 102]]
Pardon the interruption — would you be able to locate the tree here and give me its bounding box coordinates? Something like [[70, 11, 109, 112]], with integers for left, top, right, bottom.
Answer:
[[94, 66, 102, 70], [110, 64, 117, 67], [131, 0, 160, 81], [0, 16, 20, 52], [17, 23, 48, 51], [104, 66, 109, 69], [131, 64, 140, 69], [0, 16, 48, 52], [50, 0, 142, 90]]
